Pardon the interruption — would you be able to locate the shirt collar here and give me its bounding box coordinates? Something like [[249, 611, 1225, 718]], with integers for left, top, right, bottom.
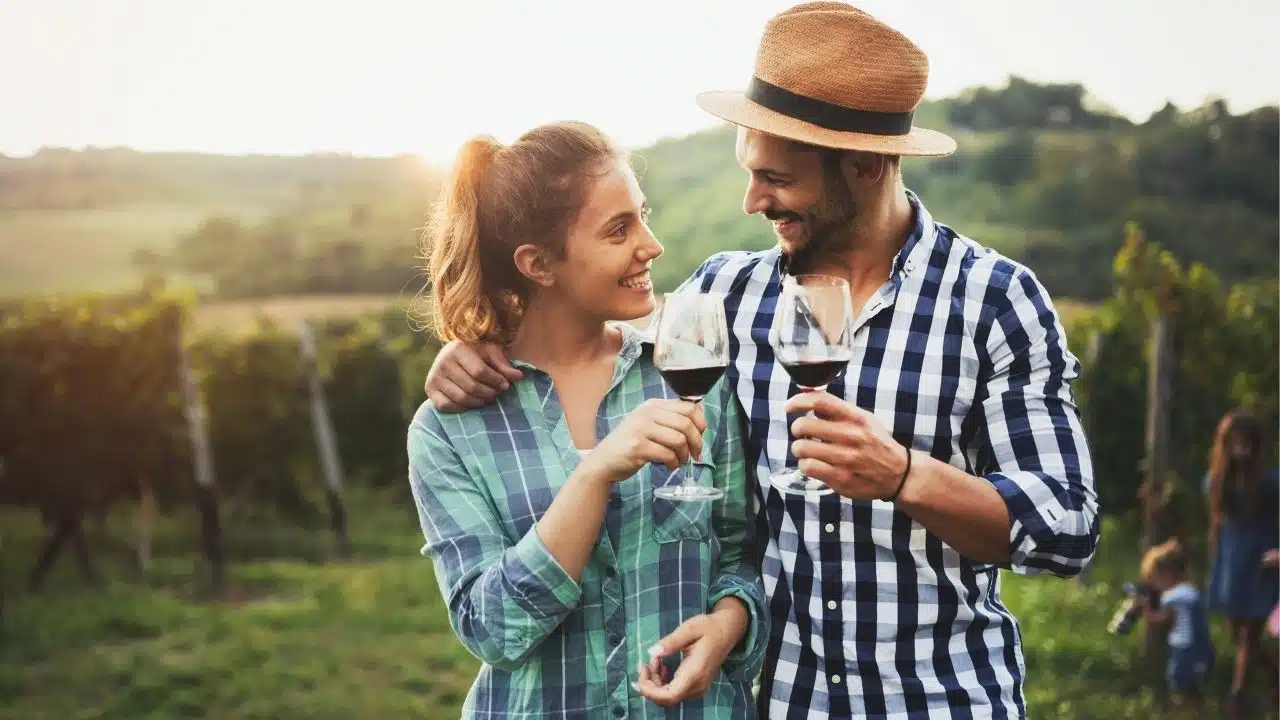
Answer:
[[776, 188, 938, 287], [893, 188, 935, 282]]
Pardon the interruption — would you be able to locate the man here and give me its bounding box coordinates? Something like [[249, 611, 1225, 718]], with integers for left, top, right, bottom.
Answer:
[[423, 3, 1100, 718]]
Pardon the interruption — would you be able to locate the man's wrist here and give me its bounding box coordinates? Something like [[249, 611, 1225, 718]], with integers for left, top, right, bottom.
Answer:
[[892, 449, 928, 507], [884, 445, 915, 503]]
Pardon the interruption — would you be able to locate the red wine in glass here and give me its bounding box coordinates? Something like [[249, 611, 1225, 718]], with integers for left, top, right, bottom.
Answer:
[[653, 292, 730, 502], [779, 357, 849, 390], [659, 364, 727, 401]]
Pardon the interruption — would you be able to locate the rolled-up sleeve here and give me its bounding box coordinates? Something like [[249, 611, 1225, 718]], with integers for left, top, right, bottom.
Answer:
[[407, 412, 582, 669], [979, 269, 1100, 577], [705, 381, 769, 681]]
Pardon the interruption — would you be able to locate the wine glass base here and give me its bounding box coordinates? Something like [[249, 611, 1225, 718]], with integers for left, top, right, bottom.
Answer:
[[653, 485, 725, 502], [769, 469, 835, 496]]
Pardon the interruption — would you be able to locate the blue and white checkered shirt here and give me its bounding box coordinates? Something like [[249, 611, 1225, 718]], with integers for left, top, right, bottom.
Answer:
[[679, 190, 1100, 719]]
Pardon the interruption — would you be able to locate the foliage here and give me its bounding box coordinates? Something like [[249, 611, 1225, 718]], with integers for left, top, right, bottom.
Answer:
[[1067, 224, 1280, 519], [946, 75, 1135, 131], [189, 321, 320, 525], [0, 289, 192, 520], [1015, 103, 1278, 300], [0, 291, 436, 541], [319, 316, 414, 490], [373, 305, 444, 428], [167, 210, 428, 298]]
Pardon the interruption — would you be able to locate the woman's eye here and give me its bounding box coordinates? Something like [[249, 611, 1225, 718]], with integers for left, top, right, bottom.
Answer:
[[611, 223, 628, 238]]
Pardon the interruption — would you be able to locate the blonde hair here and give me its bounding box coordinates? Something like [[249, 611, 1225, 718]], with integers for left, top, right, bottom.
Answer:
[[421, 122, 622, 344], [1140, 537, 1188, 585]]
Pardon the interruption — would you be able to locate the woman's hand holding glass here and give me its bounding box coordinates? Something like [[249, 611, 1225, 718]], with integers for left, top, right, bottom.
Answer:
[[579, 399, 706, 484]]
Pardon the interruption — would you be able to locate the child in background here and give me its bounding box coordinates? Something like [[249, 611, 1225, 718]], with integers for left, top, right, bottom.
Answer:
[[1264, 549, 1280, 638], [1139, 538, 1215, 707]]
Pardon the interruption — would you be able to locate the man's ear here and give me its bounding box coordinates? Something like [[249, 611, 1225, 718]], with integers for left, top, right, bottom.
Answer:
[[513, 244, 555, 288], [839, 151, 890, 190]]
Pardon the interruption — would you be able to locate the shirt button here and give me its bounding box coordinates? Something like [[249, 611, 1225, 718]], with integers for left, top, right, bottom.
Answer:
[[827, 600, 837, 610], [824, 523, 836, 533], [831, 674, 842, 684], [613, 705, 626, 718]]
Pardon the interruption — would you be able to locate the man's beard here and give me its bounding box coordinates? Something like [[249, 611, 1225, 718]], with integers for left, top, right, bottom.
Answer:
[[766, 195, 857, 274]]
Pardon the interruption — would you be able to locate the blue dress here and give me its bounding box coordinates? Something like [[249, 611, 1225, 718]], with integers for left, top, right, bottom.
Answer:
[[1206, 468, 1280, 619]]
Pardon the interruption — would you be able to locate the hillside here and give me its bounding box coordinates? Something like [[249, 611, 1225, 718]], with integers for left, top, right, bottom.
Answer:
[[0, 150, 438, 297], [0, 148, 434, 212], [1, 78, 1275, 300]]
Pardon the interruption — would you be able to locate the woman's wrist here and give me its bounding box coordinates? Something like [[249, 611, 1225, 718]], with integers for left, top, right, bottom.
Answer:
[[569, 454, 619, 488], [710, 597, 750, 652]]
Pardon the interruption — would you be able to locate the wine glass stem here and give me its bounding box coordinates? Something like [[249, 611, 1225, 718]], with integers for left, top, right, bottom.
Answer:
[[799, 386, 825, 473], [685, 400, 699, 486]]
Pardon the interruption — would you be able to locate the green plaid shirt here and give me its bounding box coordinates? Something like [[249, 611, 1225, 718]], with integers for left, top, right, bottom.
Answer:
[[407, 323, 768, 719]]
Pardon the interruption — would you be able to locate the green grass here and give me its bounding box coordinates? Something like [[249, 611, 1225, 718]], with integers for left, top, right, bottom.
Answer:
[[0, 203, 270, 296], [0, 489, 479, 719], [1, 493, 1275, 719]]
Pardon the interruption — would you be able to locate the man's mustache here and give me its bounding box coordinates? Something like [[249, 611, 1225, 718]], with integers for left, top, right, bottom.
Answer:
[[763, 207, 802, 223]]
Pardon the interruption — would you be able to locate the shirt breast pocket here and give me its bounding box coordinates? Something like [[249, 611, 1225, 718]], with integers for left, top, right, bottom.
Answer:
[[651, 460, 715, 543]]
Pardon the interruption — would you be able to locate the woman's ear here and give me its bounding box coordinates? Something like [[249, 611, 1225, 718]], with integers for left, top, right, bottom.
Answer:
[[513, 244, 555, 288]]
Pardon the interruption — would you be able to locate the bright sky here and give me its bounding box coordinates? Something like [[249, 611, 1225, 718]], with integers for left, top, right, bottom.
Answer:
[[3, 0, 1276, 163]]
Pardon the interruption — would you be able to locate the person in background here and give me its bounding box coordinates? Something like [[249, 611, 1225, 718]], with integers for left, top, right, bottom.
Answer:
[[1204, 409, 1279, 717], [1138, 538, 1215, 707]]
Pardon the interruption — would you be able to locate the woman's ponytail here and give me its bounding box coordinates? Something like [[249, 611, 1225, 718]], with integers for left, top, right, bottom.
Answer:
[[423, 136, 504, 344]]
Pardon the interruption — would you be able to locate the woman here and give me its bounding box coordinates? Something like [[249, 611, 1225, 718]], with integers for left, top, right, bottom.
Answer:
[[1204, 409, 1279, 716], [407, 121, 767, 719]]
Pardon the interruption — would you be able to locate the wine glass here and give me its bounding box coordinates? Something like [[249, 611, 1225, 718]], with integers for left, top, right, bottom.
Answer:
[[652, 291, 730, 502], [769, 274, 855, 496]]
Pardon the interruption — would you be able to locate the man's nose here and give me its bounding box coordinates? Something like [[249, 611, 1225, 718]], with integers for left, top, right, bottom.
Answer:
[[743, 179, 772, 216]]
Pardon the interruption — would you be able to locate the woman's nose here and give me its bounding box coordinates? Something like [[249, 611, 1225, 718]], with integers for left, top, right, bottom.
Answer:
[[639, 227, 663, 260]]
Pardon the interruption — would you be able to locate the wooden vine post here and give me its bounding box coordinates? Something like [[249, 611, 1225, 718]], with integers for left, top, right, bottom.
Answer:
[[1140, 263, 1178, 661], [298, 319, 351, 558], [178, 333, 226, 593]]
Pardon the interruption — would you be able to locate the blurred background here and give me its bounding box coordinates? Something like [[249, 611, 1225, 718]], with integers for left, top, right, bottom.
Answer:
[[0, 1, 1276, 717]]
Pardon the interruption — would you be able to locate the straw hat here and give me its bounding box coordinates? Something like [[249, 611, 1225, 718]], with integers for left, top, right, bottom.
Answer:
[[696, 2, 956, 156]]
